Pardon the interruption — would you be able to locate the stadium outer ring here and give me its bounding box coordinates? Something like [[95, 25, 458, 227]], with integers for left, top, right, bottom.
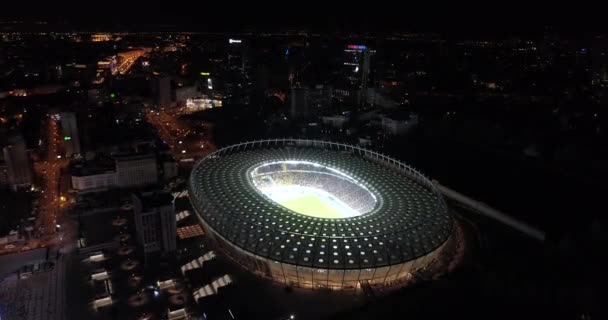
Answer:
[[189, 139, 455, 291]]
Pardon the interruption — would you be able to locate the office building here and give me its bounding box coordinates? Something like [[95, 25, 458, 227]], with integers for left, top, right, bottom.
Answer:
[[115, 153, 158, 188], [224, 39, 249, 106], [366, 88, 397, 108], [197, 72, 212, 93], [343, 45, 373, 108], [227, 39, 246, 77], [379, 113, 419, 135], [2, 135, 33, 191], [175, 85, 199, 106], [160, 155, 179, 181], [88, 87, 109, 105], [91, 33, 112, 42], [70, 153, 159, 193], [289, 87, 309, 118], [289, 85, 333, 119], [308, 84, 333, 115], [322, 114, 349, 129], [0, 163, 9, 189], [71, 171, 117, 192], [184, 96, 222, 113], [70, 161, 117, 193], [60, 112, 81, 157], [152, 76, 173, 108], [132, 191, 176, 254]]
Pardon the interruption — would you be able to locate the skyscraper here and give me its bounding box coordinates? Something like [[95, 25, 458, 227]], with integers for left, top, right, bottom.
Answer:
[[290, 87, 309, 119], [132, 191, 176, 255], [2, 135, 33, 191], [60, 112, 81, 157], [224, 38, 249, 106], [343, 45, 372, 108], [151, 76, 173, 108]]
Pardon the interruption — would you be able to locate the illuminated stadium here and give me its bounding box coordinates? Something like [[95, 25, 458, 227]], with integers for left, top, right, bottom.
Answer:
[[189, 139, 455, 290]]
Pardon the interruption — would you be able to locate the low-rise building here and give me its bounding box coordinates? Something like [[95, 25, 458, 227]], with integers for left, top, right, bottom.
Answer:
[[379, 113, 419, 135], [71, 170, 117, 192], [70, 153, 159, 193], [322, 114, 349, 129]]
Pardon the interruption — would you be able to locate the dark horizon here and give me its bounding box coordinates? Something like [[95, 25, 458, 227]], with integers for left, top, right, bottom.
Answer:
[[2, 2, 607, 36]]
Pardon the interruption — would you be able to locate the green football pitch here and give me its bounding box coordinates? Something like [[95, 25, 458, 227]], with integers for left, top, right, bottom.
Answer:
[[278, 194, 347, 219]]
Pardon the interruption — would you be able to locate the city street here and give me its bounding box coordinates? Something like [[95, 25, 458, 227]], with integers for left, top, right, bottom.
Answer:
[[35, 116, 67, 235], [146, 107, 216, 161], [114, 50, 144, 75], [0, 114, 72, 254]]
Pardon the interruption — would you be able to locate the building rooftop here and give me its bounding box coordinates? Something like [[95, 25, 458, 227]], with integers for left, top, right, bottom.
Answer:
[[70, 159, 115, 176], [79, 210, 117, 247], [113, 152, 156, 162], [133, 191, 174, 212]]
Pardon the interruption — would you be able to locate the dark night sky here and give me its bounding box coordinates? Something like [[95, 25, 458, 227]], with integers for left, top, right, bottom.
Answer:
[[1, 1, 605, 35]]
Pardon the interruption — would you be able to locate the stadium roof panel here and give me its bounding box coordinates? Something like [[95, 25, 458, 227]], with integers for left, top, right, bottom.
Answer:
[[189, 139, 452, 269]]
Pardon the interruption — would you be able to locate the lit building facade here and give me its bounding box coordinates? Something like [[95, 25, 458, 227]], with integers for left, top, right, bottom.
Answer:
[[91, 34, 112, 42], [71, 171, 117, 192], [184, 96, 222, 113]]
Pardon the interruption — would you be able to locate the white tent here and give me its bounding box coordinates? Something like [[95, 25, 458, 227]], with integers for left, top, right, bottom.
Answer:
[[180, 251, 215, 275], [192, 274, 234, 300]]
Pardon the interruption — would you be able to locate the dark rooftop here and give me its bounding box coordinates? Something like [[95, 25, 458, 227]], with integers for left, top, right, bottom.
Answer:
[[133, 191, 174, 212], [70, 159, 116, 176]]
